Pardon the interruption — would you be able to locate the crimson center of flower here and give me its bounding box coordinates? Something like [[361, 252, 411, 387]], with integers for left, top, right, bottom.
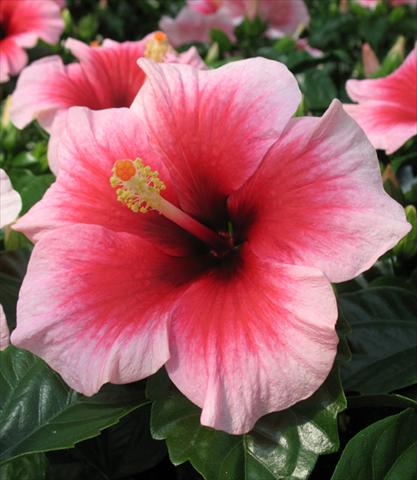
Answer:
[[0, 23, 6, 40], [110, 158, 234, 256]]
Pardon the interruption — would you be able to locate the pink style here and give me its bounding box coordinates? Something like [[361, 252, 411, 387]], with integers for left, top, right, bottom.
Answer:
[[0, 0, 64, 83], [344, 43, 417, 154], [10, 32, 204, 173], [12, 58, 410, 434], [160, 0, 310, 46]]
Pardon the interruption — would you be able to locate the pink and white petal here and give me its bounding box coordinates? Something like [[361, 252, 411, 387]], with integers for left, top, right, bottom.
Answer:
[[346, 44, 417, 105], [12, 224, 201, 396], [132, 57, 301, 228], [344, 102, 417, 154], [343, 44, 417, 152], [14, 107, 195, 255], [101, 38, 121, 48], [160, 6, 236, 47], [0, 169, 22, 227], [229, 100, 410, 284], [170, 46, 207, 69], [64, 37, 95, 61], [46, 110, 67, 175], [167, 245, 338, 434], [0, 38, 28, 82], [10, 56, 70, 130], [0, 304, 10, 351]]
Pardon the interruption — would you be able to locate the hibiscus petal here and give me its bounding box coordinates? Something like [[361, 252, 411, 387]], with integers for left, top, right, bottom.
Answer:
[[14, 107, 197, 256], [166, 245, 338, 434], [344, 43, 417, 153], [0, 169, 22, 227], [10, 56, 69, 130], [11, 224, 202, 395], [132, 57, 301, 229], [229, 100, 410, 283], [344, 102, 417, 154]]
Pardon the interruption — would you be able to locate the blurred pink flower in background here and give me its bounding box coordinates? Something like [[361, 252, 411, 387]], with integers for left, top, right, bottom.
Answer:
[[295, 38, 323, 58], [344, 43, 417, 153], [224, 0, 310, 39], [0, 0, 64, 83], [52, 0, 66, 8], [361, 42, 380, 77], [12, 58, 409, 434], [160, 3, 236, 45], [160, 0, 310, 46], [10, 32, 204, 172]]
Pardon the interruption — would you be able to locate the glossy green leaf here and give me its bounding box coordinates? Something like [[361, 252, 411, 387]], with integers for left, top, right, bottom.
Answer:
[[331, 409, 417, 480], [0, 273, 21, 329], [147, 367, 346, 480], [348, 393, 417, 410], [0, 454, 46, 480], [0, 346, 148, 465], [340, 287, 417, 394], [75, 405, 167, 479], [0, 248, 30, 330]]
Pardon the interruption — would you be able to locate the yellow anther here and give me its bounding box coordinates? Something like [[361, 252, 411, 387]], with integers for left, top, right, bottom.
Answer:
[[110, 158, 166, 214], [144, 31, 170, 62]]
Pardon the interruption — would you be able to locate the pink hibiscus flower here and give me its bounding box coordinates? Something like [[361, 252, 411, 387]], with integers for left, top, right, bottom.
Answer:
[[160, 0, 309, 46], [344, 43, 417, 154], [0, 0, 64, 83], [12, 58, 409, 434], [10, 32, 204, 173]]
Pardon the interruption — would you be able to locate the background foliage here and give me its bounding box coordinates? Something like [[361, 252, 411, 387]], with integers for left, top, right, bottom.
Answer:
[[0, 0, 416, 479]]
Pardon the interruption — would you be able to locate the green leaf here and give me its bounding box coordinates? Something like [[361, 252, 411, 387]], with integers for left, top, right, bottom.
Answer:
[[0, 273, 21, 329], [394, 205, 417, 259], [10, 152, 38, 168], [340, 287, 417, 394], [75, 405, 167, 479], [348, 393, 417, 410], [0, 346, 148, 465], [18, 174, 54, 215], [147, 367, 346, 480], [210, 29, 232, 52], [331, 409, 417, 480], [0, 453, 46, 480], [298, 69, 337, 110]]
